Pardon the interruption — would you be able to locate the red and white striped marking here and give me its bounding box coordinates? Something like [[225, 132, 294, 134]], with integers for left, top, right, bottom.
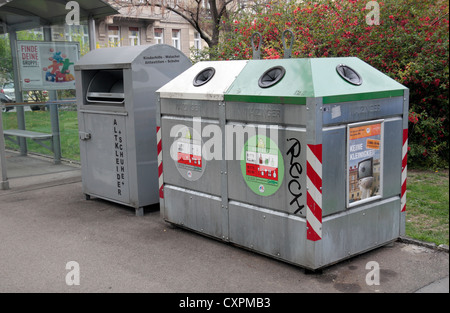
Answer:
[[157, 126, 164, 199], [306, 144, 323, 241], [401, 129, 408, 212]]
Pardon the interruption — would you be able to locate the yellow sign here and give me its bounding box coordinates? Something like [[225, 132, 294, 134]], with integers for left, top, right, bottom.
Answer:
[[366, 139, 380, 150]]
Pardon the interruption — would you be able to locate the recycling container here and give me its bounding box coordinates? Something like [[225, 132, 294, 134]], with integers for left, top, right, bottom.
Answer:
[[75, 44, 191, 215], [157, 57, 409, 270], [157, 60, 248, 236]]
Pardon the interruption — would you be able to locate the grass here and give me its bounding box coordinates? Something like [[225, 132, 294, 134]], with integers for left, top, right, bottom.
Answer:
[[2, 110, 449, 245], [2, 109, 80, 161], [405, 169, 449, 246]]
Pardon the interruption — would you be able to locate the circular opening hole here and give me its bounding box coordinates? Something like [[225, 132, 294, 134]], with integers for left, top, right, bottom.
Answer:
[[336, 64, 362, 85], [258, 66, 286, 88], [193, 67, 216, 87]]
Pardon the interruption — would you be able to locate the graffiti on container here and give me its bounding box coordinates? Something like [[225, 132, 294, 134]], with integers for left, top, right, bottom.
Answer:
[[286, 137, 305, 215]]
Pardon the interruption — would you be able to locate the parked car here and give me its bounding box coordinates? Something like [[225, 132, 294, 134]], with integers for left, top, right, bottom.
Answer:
[[1, 82, 15, 102], [0, 93, 13, 112]]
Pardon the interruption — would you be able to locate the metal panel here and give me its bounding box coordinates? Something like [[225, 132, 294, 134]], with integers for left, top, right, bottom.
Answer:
[[228, 201, 309, 268], [164, 185, 225, 240], [322, 97, 404, 126], [225, 101, 308, 127], [160, 98, 221, 120], [227, 123, 307, 217], [81, 113, 130, 204], [322, 125, 347, 216], [321, 197, 400, 267], [161, 116, 221, 196], [383, 118, 403, 199]]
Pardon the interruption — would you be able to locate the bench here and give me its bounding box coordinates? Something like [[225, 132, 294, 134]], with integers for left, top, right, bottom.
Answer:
[[3, 129, 56, 161]]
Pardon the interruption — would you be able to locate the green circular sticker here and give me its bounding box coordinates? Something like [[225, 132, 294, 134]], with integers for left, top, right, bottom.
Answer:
[[240, 135, 284, 196]]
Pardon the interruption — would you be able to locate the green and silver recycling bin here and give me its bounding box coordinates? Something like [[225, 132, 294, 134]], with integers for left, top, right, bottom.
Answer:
[[157, 57, 409, 270], [75, 44, 191, 216]]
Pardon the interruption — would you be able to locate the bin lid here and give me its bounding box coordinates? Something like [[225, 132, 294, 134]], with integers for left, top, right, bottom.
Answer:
[[157, 60, 248, 101], [224, 57, 407, 105], [75, 44, 185, 70]]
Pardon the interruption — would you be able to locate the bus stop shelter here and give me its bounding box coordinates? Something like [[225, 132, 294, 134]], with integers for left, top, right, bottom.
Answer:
[[0, 0, 118, 189]]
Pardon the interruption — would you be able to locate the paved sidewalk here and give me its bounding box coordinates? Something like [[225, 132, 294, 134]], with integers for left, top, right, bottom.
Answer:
[[0, 154, 448, 293]]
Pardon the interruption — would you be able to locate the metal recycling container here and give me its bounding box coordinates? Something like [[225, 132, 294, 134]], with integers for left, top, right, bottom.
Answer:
[[75, 44, 191, 216], [156, 60, 248, 237], [157, 57, 409, 270]]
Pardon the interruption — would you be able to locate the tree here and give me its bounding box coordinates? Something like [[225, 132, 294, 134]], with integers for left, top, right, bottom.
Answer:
[[110, 0, 238, 48], [0, 35, 13, 82]]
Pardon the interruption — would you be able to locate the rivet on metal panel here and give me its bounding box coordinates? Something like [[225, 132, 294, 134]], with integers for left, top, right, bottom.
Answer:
[[263, 215, 266, 219], [221, 171, 223, 174], [225, 206, 228, 209], [277, 253, 280, 256], [224, 172, 227, 175], [190, 196, 192, 199]]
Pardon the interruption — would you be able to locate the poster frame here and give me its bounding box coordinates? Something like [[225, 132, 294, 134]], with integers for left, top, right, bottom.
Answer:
[[347, 119, 385, 208], [16, 40, 80, 91]]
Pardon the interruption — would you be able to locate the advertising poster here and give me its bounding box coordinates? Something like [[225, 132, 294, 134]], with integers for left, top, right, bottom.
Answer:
[[17, 41, 79, 91], [347, 120, 384, 207]]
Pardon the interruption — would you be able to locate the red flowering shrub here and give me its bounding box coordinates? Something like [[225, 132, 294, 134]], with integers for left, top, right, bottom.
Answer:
[[202, 0, 449, 169]]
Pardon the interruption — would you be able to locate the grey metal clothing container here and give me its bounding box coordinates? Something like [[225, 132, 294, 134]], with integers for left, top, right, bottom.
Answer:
[[75, 44, 191, 215], [157, 57, 409, 270]]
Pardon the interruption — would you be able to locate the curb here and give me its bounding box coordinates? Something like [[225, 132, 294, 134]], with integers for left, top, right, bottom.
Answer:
[[398, 236, 449, 253]]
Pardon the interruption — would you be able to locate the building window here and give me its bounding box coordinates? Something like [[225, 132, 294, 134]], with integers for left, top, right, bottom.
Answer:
[[129, 27, 140, 46], [194, 31, 202, 50], [108, 26, 120, 47], [172, 29, 180, 49], [154, 28, 163, 44]]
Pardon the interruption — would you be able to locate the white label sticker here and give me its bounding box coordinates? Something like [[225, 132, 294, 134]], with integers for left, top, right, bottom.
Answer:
[[331, 105, 341, 119]]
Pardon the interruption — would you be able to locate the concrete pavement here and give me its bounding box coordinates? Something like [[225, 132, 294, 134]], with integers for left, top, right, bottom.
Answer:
[[0, 152, 448, 293]]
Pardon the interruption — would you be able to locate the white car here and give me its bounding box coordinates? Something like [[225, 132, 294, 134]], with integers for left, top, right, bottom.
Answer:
[[1, 82, 15, 101]]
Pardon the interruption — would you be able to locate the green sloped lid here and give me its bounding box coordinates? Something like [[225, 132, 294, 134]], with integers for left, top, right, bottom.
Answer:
[[224, 57, 407, 104]]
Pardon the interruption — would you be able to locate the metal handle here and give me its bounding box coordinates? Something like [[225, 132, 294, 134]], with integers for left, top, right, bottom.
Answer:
[[79, 132, 91, 141], [282, 29, 294, 59], [251, 32, 262, 60]]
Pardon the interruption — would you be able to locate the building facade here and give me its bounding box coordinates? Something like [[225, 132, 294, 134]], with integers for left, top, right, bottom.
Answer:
[[94, 2, 205, 57]]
